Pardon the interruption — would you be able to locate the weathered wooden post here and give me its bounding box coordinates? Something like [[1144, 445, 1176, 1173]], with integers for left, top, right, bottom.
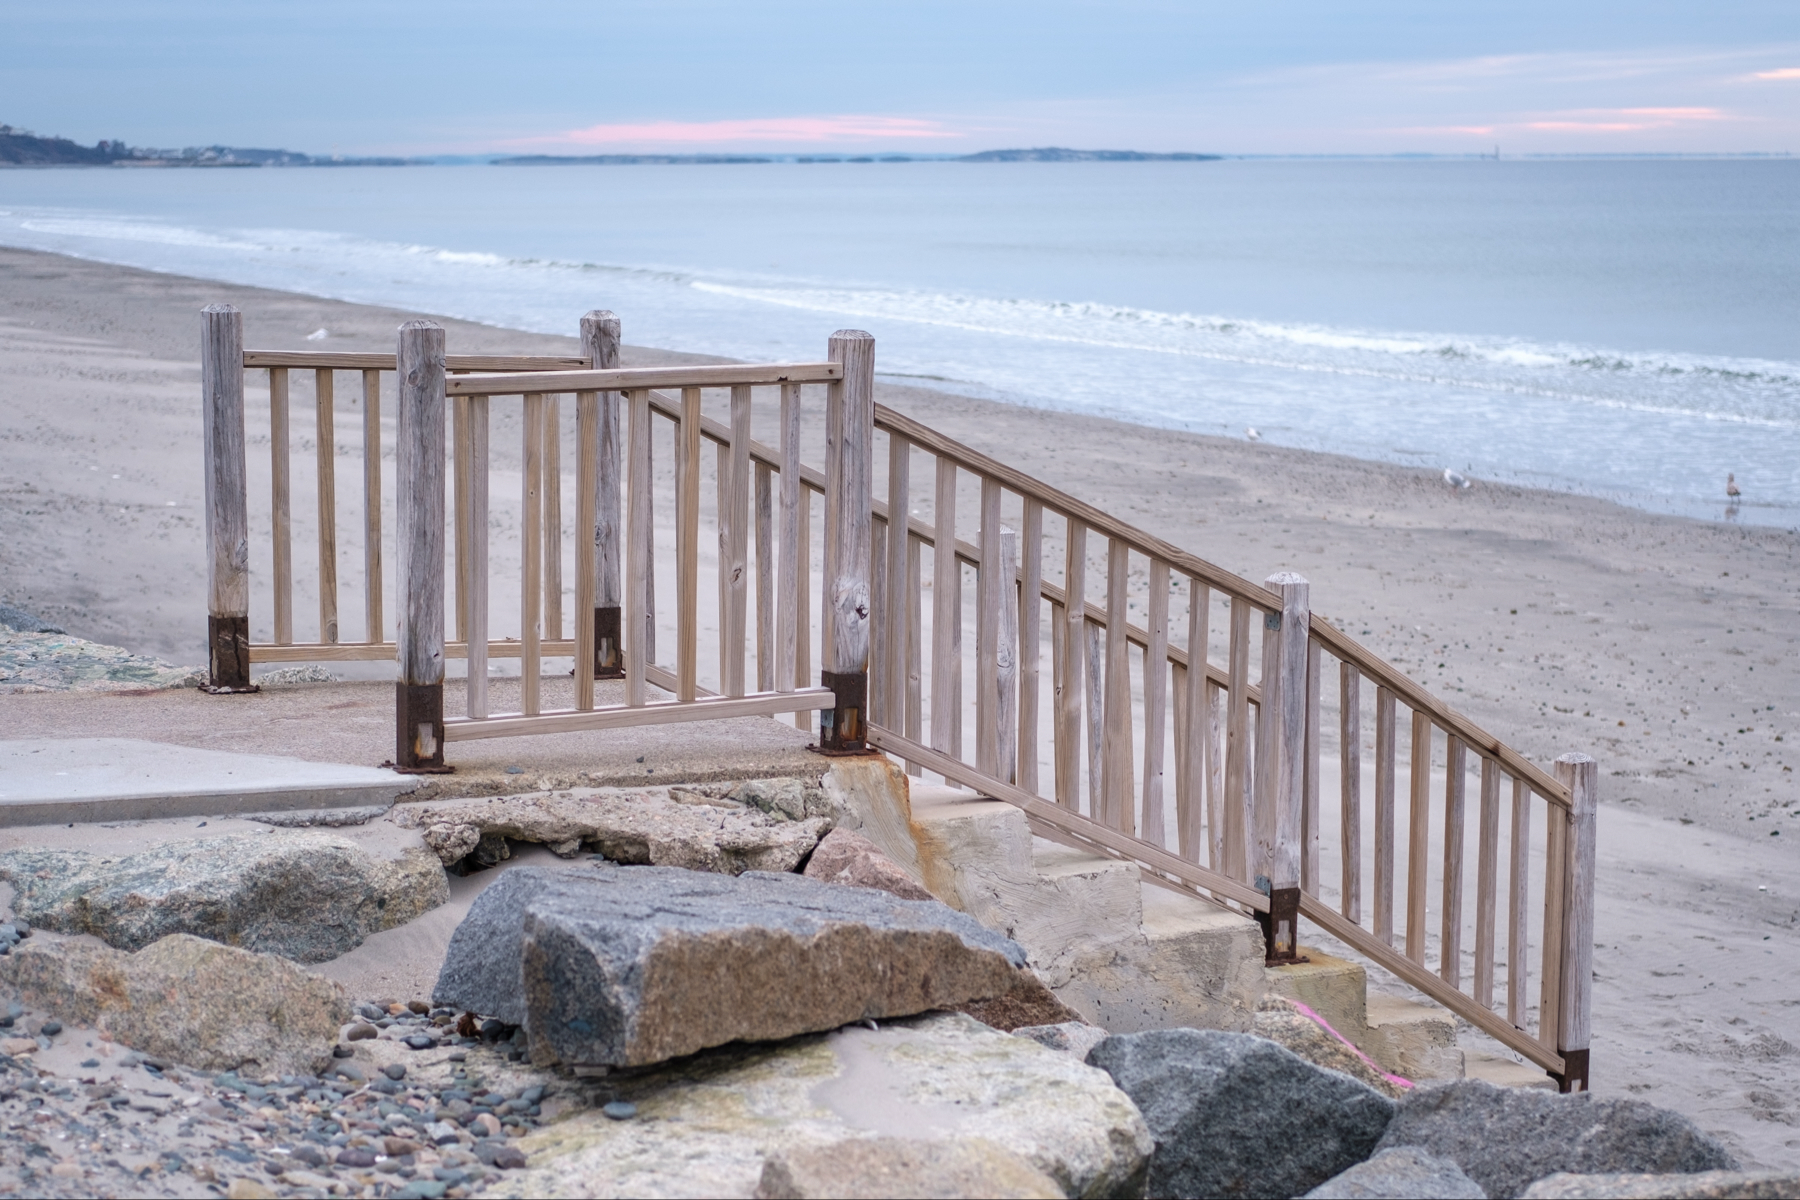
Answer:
[[1551, 752, 1596, 1092], [395, 321, 448, 771], [201, 305, 254, 692], [1256, 572, 1310, 962], [581, 310, 624, 679], [819, 330, 874, 752]]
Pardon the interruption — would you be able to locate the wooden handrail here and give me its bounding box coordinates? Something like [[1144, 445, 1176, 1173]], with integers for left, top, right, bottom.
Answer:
[[445, 362, 841, 396], [245, 351, 591, 371]]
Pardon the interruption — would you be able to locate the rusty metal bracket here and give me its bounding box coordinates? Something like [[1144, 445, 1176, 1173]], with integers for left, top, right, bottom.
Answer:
[[593, 606, 624, 680], [1550, 1047, 1590, 1094], [394, 681, 452, 774], [815, 668, 867, 755], [202, 615, 257, 693], [1259, 884, 1307, 965]]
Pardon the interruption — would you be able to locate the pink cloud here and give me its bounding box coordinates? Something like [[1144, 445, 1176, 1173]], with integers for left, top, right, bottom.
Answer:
[[516, 115, 959, 148], [1751, 67, 1800, 80], [1524, 106, 1727, 132]]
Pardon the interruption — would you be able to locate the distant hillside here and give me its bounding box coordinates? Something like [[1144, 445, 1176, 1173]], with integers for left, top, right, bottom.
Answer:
[[0, 126, 129, 165], [497, 154, 777, 165], [955, 147, 1219, 162], [0, 124, 408, 167]]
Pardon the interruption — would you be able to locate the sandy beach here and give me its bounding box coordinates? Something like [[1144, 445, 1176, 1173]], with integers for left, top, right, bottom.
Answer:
[[1, 245, 1796, 1168]]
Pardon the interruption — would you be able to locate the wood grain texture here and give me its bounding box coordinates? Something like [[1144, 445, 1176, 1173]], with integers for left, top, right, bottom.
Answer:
[[976, 477, 1003, 776], [445, 361, 841, 396], [755, 461, 774, 694], [1018, 499, 1043, 794], [1340, 662, 1363, 922], [1055, 519, 1087, 809], [1539, 783, 1568, 1051], [575, 391, 598, 710], [246, 351, 588, 371], [1180, 580, 1209, 863], [1103, 539, 1133, 832], [1407, 709, 1433, 965], [1441, 734, 1468, 987], [203, 305, 249, 671], [453, 398, 471, 644], [884, 434, 911, 727], [823, 331, 875, 679], [267, 365, 293, 644], [931, 456, 960, 759], [1085, 616, 1104, 817], [314, 368, 339, 645], [521, 394, 544, 717], [542, 395, 563, 643], [794, 485, 811, 727], [1555, 754, 1597, 1057], [1474, 756, 1501, 1008], [905, 528, 923, 757], [996, 526, 1020, 785], [1375, 685, 1398, 944], [625, 389, 652, 708], [1303, 636, 1321, 895], [446, 686, 835, 740], [1224, 598, 1252, 882], [581, 312, 623, 610], [361, 369, 383, 643], [465, 396, 490, 719], [723, 385, 752, 697], [395, 321, 446, 688], [1256, 574, 1309, 893], [1507, 775, 1531, 1027], [676, 388, 701, 703], [1208, 679, 1225, 873], [777, 382, 801, 695], [1142, 559, 1169, 848]]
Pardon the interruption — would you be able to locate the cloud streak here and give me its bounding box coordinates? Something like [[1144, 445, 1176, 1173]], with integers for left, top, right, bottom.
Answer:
[[518, 115, 961, 149]]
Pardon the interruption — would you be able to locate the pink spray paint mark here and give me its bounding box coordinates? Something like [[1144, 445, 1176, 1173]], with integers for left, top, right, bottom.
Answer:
[[1288, 998, 1414, 1090]]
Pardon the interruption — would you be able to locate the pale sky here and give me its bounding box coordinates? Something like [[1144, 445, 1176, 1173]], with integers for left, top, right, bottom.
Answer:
[[4, 1, 1797, 156]]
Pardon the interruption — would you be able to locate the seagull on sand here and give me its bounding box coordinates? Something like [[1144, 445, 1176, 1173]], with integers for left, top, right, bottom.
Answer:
[[1245, 427, 1261, 441], [1726, 473, 1741, 500], [1443, 468, 1472, 489]]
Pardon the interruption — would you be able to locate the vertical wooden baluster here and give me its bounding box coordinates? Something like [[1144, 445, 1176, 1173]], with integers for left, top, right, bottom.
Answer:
[[1103, 539, 1133, 833], [1055, 519, 1087, 809], [1173, 660, 1189, 843], [362, 369, 383, 643], [1050, 597, 1066, 790], [1407, 711, 1433, 965], [1539, 788, 1569, 1053], [1259, 573, 1310, 962], [884, 434, 911, 728], [1018, 500, 1043, 792], [625, 389, 651, 708], [543, 394, 563, 645], [1442, 734, 1468, 987], [644, 414, 657, 668], [1142, 559, 1169, 848], [315, 368, 339, 644], [466, 396, 489, 720], [1507, 775, 1531, 1027], [1223, 598, 1252, 882], [717, 439, 730, 690], [777, 382, 801, 696], [676, 387, 701, 703], [1475, 757, 1501, 1008], [905, 529, 923, 762], [1181, 579, 1210, 862], [1085, 617, 1103, 816], [871, 514, 887, 725], [821, 329, 875, 751], [723, 385, 751, 697], [453, 397, 470, 645], [1374, 685, 1397, 945], [1208, 678, 1226, 872], [996, 526, 1019, 784], [269, 366, 293, 646], [1553, 754, 1597, 1093], [794, 484, 811, 728], [201, 306, 250, 690], [395, 321, 446, 770], [755, 461, 773, 693], [931, 458, 959, 761], [521, 393, 543, 717], [575, 390, 597, 710], [976, 477, 1002, 776], [952, 551, 964, 760], [1339, 663, 1363, 922], [582, 311, 623, 679], [1303, 637, 1321, 897]]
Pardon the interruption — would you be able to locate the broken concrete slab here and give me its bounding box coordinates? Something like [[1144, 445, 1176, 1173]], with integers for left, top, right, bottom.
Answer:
[[434, 864, 1030, 1068], [397, 787, 831, 874], [0, 829, 447, 963], [0, 932, 350, 1076], [0, 737, 416, 826], [481, 1013, 1151, 1200]]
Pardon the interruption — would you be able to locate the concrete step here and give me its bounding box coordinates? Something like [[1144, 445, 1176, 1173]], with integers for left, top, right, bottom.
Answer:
[[0, 737, 417, 826], [1364, 992, 1465, 1082]]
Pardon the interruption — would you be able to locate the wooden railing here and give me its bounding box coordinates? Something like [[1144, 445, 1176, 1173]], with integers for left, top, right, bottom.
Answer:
[[199, 304, 1592, 1091]]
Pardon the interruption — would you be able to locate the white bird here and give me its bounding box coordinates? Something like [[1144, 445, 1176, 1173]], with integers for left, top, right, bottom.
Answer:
[[1245, 427, 1261, 441], [1443, 468, 1472, 489], [1726, 473, 1741, 499]]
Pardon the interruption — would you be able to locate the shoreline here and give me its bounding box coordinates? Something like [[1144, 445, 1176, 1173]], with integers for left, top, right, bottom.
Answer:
[[2, 246, 1798, 1167]]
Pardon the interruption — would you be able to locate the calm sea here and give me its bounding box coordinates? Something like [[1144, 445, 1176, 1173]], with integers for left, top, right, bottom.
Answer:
[[2, 159, 1795, 525]]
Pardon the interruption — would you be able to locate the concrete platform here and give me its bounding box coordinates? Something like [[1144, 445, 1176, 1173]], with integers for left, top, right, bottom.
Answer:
[[0, 677, 826, 800], [0, 737, 418, 826]]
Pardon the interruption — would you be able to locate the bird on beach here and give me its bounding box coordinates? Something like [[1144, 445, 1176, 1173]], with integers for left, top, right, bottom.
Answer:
[[1726, 473, 1741, 499], [1245, 427, 1261, 441], [1443, 468, 1472, 489]]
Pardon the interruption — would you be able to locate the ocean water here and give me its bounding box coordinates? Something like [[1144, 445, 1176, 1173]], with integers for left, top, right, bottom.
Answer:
[[1, 159, 1795, 525]]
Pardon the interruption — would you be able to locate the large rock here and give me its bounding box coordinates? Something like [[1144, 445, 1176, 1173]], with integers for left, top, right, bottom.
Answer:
[[1305, 1147, 1485, 1199], [1522, 1171, 1800, 1199], [1375, 1080, 1739, 1199], [803, 827, 935, 901], [1088, 1028, 1395, 1199], [0, 831, 446, 963], [1254, 996, 1409, 1099], [435, 864, 1032, 1067], [481, 1012, 1151, 1200], [755, 1136, 1064, 1199], [0, 932, 349, 1075], [399, 787, 832, 873], [957, 970, 1083, 1032]]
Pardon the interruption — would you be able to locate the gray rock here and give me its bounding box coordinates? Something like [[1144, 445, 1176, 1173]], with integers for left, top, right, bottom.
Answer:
[[401, 788, 831, 873], [1375, 1080, 1739, 1199], [0, 831, 447, 963], [1013, 1021, 1109, 1061], [1522, 1170, 1800, 1199], [755, 1135, 1063, 1199], [0, 932, 349, 1075], [1306, 1147, 1485, 1199], [733, 776, 832, 822], [435, 864, 1029, 1068], [1088, 1028, 1395, 1199], [0, 601, 64, 633], [802, 827, 934, 901]]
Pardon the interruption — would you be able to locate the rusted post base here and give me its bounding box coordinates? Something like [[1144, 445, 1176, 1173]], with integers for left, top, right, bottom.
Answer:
[[1259, 884, 1305, 965], [202, 615, 257, 693], [1550, 1047, 1590, 1094], [395, 682, 451, 773], [816, 668, 868, 755], [594, 605, 624, 679]]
